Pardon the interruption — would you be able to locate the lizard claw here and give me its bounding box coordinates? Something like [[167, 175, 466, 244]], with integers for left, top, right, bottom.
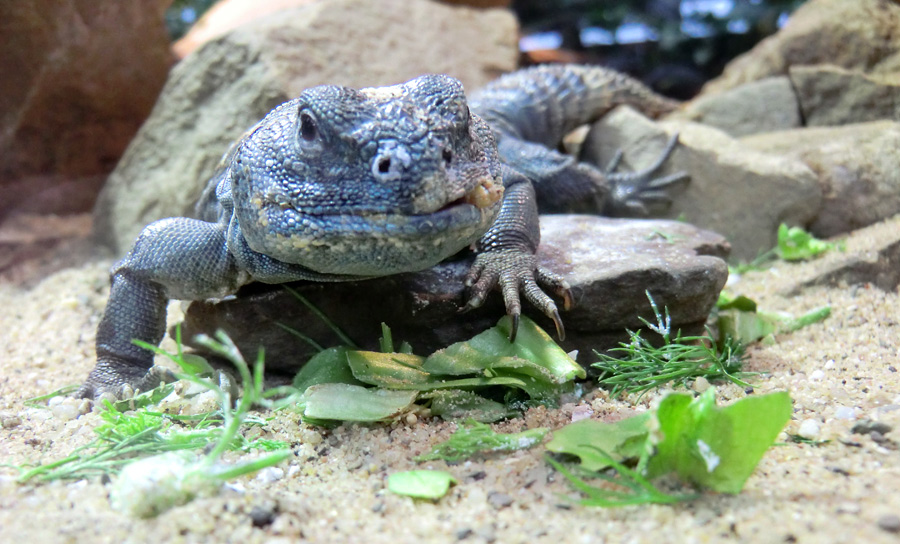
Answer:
[[463, 250, 571, 342], [509, 313, 520, 342], [603, 132, 689, 217], [76, 362, 174, 401]]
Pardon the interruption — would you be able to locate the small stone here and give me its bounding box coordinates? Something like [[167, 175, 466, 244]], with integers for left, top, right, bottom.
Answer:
[[487, 491, 514, 510], [255, 467, 284, 484], [692, 376, 711, 393], [836, 502, 860, 514], [1, 414, 22, 429], [878, 514, 900, 533], [50, 398, 82, 421], [797, 419, 821, 439], [834, 406, 856, 420], [809, 370, 825, 381], [570, 405, 593, 422], [249, 504, 277, 527], [850, 419, 893, 436], [405, 413, 418, 425], [455, 527, 474, 540]]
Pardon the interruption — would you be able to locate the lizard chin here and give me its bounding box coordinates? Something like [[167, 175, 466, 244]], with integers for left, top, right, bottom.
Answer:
[[242, 188, 502, 277]]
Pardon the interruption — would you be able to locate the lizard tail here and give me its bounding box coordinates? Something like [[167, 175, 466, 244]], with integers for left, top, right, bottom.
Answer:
[[469, 64, 679, 148]]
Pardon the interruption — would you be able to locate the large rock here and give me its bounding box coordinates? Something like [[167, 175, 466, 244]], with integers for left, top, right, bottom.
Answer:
[[702, 0, 900, 96], [182, 215, 730, 373], [93, 0, 518, 252], [789, 65, 900, 127], [742, 121, 900, 238], [581, 107, 821, 260], [0, 0, 171, 221], [666, 76, 801, 137]]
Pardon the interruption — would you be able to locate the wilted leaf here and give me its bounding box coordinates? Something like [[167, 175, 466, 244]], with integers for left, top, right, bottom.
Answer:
[[546, 413, 651, 471], [416, 420, 547, 462]]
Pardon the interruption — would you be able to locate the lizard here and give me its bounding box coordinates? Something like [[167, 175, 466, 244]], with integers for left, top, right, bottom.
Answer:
[[78, 64, 687, 400]]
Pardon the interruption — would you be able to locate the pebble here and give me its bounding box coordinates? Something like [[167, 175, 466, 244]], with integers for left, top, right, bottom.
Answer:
[[1, 414, 21, 429], [833, 406, 856, 420], [487, 491, 514, 510], [49, 398, 89, 421], [692, 376, 711, 393], [878, 514, 900, 533], [255, 467, 285, 484], [249, 504, 277, 527], [836, 502, 860, 514], [809, 370, 825, 381], [850, 419, 892, 436], [570, 405, 593, 422], [797, 419, 821, 439]]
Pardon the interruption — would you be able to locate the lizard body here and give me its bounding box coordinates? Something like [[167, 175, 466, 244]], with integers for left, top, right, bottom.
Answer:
[[80, 64, 686, 399]]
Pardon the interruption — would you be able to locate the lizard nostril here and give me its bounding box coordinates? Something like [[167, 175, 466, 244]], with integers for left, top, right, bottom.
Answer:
[[378, 158, 392, 173], [442, 147, 453, 165]]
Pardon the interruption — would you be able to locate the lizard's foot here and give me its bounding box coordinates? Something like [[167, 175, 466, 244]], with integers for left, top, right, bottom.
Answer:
[[462, 249, 573, 342], [75, 360, 174, 401], [603, 133, 690, 217]]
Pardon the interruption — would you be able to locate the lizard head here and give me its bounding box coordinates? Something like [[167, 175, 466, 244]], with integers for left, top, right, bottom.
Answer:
[[230, 74, 504, 276]]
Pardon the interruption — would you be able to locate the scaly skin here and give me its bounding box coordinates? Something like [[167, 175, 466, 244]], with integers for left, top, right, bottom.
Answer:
[[79, 65, 687, 399]]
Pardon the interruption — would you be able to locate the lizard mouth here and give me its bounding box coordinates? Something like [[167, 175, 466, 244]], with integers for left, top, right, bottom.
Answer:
[[437, 175, 504, 213]]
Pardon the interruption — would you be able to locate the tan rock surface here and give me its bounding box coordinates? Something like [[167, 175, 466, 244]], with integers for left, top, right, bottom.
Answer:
[[701, 0, 900, 95]]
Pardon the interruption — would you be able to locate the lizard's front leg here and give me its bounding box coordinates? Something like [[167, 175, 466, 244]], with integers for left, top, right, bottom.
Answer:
[[462, 172, 573, 341], [79, 217, 243, 399]]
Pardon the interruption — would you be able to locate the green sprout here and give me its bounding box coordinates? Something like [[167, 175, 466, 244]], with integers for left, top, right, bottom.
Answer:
[[15, 331, 291, 518], [592, 293, 751, 398]]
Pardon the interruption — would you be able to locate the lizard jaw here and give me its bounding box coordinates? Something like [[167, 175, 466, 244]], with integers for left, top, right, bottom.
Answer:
[[462, 175, 504, 209]]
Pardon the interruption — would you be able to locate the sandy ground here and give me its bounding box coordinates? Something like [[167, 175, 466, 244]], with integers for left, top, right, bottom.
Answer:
[[1, 217, 899, 544]]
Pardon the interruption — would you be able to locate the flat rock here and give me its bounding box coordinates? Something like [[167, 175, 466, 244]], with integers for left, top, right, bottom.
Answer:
[[789, 64, 900, 127], [182, 215, 729, 373], [742, 121, 900, 238], [700, 0, 900, 96], [0, 0, 171, 220], [776, 214, 900, 295], [581, 107, 821, 260], [666, 76, 801, 137], [93, 0, 518, 252]]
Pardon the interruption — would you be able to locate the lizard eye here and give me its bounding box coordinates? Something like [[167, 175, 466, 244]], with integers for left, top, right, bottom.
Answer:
[[298, 111, 318, 142]]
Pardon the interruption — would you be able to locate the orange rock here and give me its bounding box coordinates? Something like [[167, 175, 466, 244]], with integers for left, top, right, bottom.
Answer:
[[0, 0, 172, 220]]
